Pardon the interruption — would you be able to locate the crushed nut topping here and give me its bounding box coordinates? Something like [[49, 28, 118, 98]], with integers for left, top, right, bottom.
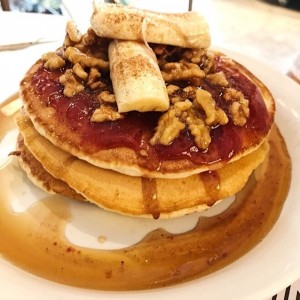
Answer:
[[167, 84, 196, 104], [206, 71, 229, 87], [223, 88, 250, 126], [150, 87, 228, 149], [66, 21, 82, 43], [59, 69, 84, 97], [195, 89, 228, 126], [229, 101, 249, 126], [185, 108, 211, 149], [87, 67, 104, 89], [42, 52, 65, 70], [64, 47, 109, 70], [41, 24, 251, 150], [161, 62, 205, 82], [150, 100, 192, 146], [73, 63, 88, 80], [42, 25, 109, 98], [182, 48, 206, 64], [97, 91, 116, 103], [91, 105, 124, 122], [200, 50, 215, 74], [223, 88, 244, 102]]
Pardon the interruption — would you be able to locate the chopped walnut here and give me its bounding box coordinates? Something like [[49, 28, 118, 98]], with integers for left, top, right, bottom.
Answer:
[[195, 89, 228, 126], [150, 100, 192, 146], [184, 108, 211, 149], [73, 63, 88, 80], [167, 84, 196, 104], [167, 84, 182, 104], [223, 88, 243, 102], [64, 46, 109, 71], [59, 69, 84, 97], [97, 91, 115, 103], [91, 105, 124, 122], [182, 48, 207, 64], [87, 67, 104, 89], [81, 28, 98, 46], [43, 27, 109, 98], [200, 50, 215, 74], [206, 71, 229, 87], [42, 52, 65, 70], [75, 30, 109, 61], [66, 21, 82, 43], [229, 100, 250, 126], [161, 62, 205, 82], [166, 84, 180, 95], [182, 86, 196, 100], [223, 88, 250, 126]]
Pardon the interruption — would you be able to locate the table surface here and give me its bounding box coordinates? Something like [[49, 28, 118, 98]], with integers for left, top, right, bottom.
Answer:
[[0, 1, 300, 299]]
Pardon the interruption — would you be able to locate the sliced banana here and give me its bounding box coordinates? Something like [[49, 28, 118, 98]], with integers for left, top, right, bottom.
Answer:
[[108, 39, 169, 113], [91, 3, 211, 49]]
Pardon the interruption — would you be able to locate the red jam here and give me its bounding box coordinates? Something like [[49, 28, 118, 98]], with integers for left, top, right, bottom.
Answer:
[[30, 56, 272, 170]]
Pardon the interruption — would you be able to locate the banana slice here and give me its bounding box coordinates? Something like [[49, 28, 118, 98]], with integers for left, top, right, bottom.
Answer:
[[91, 3, 211, 49], [109, 39, 169, 113]]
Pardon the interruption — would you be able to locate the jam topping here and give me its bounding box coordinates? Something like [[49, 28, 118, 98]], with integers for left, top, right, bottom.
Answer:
[[29, 52, 271, 171]]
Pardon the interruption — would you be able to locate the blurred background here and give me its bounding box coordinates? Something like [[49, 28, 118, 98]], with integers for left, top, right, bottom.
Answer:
[[1, 0, 300, 78], [1, 0, 300, 13]]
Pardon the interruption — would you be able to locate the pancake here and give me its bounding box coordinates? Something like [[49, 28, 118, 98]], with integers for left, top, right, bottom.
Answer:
[[17, 114, 269, 219], [15, 133, 84, 201], [20, 24, 275, 179]]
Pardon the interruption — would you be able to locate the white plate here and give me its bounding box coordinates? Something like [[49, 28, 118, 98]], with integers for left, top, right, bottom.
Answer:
[[0, 51, 300, 300]]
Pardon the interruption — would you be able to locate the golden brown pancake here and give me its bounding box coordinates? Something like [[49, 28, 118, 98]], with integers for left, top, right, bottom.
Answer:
[[19, 26, 275, 179], [17, 114, 269, 218], [15, 133, 84, 201]]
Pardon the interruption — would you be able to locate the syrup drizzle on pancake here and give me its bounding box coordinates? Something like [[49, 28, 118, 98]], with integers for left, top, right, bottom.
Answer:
[[199, 171, 221, 204], [141, 178, 160, 219], [0, 96, 292, 290]]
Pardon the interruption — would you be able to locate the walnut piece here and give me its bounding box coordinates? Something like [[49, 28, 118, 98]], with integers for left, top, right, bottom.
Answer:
[[73, 63, 88, 80], [66, 21, 82, 43], [64, 46, 109, 71], [150, 100, 192, 146], [195, 89, 228, 126], [182, 48, 206, 64], [223, 88, 243, 102], [184, 108, 211, 149], [167, 84, 196, 104], [91, 105, 124, 122], [206, 71, 229, 87], [87, 67, 104, 89], [161, 62, 205, 82], [151, 86, 230, 149], [98, 91, 116, 103], [59, 69, 84, 97], [166, 84, 180, 95], [201, 50, 215, 74], [223, 88, 250, 126], [229, 100, 250, 126], [42, 52, 65, 70]]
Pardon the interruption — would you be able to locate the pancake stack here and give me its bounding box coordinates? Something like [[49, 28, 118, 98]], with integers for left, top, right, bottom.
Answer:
[[16, 3, 275, 218]]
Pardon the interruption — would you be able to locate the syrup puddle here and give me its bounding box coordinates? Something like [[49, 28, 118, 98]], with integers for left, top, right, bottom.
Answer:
[[65, 195, 235, 250], [0, 96, 292, 291]]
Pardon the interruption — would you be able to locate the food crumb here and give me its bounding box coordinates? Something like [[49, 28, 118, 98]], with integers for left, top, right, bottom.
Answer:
[[98, 235, 107, 243]]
